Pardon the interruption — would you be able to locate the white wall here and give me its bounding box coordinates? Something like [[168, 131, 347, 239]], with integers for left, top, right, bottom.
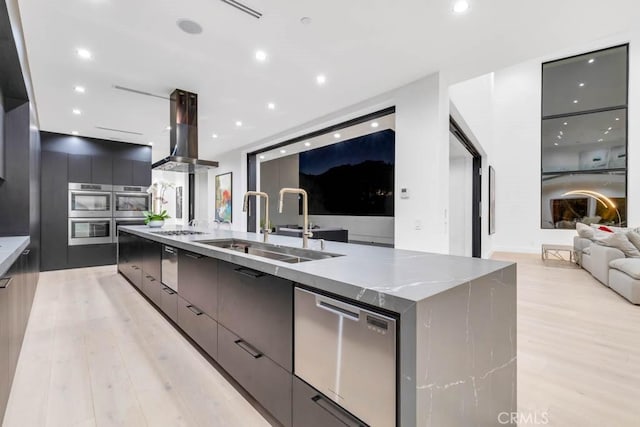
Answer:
[[487, 31, 640, 253], [449, 74, 495, 258], [194, 73, 452, 253]]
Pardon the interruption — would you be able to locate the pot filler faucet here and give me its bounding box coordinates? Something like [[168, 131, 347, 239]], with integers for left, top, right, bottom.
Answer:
[[243, 191, 270, 243], [279, 188, 313, 249]]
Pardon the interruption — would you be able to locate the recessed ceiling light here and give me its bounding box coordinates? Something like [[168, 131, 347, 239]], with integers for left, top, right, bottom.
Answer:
[[72, 108, 82, 115], [333, 133, 341, 139], [608, 127, 612, 131], [280, 149, 287, 154], [71, 131, 79, 135], [177, 19, 203, 35], [255, 50, 267, 62], [371, 122, 379, 128], [573, 100, 579, 104], [166, 126, 171, 130], [453, 0, 470, 13], [74, 85, 86, 93], [235, 121, 243, 127], [76, 48, 92, 60], [615, 117, 620, 121], [212, 133, 218, 138], [559, 131, 563, 135], [604, 131, 609, 134], [304, 142, 311, 147], [563, 122, 568, 126], [300, 17, 312, 25], [316, 74, 327, 85], [259, 155, 265, 159], [598, 138, 604, 142], [148, 142, 154, 146], [267, 102, 276, 110], [554, 143, 559, 146], [557, 135, 562, 139], [579, 82, 585, 87], [588, 58, 595, 64]]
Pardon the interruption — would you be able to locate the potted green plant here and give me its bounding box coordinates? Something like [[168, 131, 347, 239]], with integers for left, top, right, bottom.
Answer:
[[143, 210, 170, 228]]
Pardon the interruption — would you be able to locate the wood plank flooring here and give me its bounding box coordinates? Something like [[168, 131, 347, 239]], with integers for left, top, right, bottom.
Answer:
[[4, 254, 640, 426], [492, 253, 640, 427], [2, 266, 270, 427]]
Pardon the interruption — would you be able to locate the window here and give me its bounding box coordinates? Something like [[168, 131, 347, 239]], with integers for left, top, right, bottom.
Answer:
[[541, 45, 628, 229]]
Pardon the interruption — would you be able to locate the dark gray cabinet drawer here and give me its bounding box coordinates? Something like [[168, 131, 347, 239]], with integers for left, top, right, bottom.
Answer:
[[177, 296, 217, 359], [218, 261, 293, 370], [293, 376, 366, 427], [177, 251, 218, 320], [143, 274, 161, 306], [218, 325, 292, 427], [159, 285, 178, 323]]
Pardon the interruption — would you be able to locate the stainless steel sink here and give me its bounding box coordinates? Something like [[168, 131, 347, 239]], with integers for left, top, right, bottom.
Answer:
[[194, 239, 343, 263]]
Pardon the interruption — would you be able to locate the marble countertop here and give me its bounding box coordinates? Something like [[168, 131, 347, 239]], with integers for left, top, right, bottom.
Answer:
[[0, 236, 30, 277], [121, 226, 513, 313]]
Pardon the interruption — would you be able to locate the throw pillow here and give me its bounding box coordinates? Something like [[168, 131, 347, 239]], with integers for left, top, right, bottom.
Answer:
[[628, 230, 640, 251], [576, 222, 595, 239], [596, 232, 640, 258]]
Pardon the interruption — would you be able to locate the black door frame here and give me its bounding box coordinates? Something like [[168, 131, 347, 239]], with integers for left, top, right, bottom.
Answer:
[[449, 117, 482, 258]]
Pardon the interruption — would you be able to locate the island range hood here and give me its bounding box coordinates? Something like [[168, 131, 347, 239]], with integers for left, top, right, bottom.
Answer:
[[152, 89, 219, 173]]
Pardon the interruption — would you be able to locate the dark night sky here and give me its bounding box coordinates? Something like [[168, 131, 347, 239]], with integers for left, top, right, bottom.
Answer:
[[299, 129, 395, 176]]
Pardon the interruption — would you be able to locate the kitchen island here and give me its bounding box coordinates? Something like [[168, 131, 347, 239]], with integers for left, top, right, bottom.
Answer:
[[118, 225, 516, 426]]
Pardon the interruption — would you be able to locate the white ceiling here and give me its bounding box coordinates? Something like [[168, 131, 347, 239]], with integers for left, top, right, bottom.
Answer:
[[17, 0, 640, 162]]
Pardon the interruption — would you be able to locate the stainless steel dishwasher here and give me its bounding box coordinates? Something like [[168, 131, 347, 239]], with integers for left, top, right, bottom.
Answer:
[[294, 287, 396, 427], [161, 245, 178, 292]]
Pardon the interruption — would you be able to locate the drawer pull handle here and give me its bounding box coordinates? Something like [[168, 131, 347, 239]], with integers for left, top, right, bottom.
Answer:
[[234, 339, 263, 359], [162, 287, 176, 295], [0, 277, 12, 289], [234, 267, 264, 279], [164, 247, 176, 254], [187, 305, 203, 316], [311, 394, 365, 427], [184, 252, 203, 259], [22, 249, 31, 255]]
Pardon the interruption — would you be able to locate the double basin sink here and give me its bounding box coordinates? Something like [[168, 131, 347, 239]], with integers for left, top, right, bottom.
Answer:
[[195, 239, 343, 264]]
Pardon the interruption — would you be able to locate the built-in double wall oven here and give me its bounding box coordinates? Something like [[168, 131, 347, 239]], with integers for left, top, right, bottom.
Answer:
[[68, 183, 150, 245], [68, 183, 114, 246]]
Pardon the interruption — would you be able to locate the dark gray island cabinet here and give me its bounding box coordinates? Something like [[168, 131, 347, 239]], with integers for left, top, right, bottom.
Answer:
[[117, 227, 517, 427]]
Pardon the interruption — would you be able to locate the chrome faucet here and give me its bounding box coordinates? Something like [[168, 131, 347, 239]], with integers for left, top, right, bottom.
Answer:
[[279, 188, 313, 248], [243, 191, 270, 242]]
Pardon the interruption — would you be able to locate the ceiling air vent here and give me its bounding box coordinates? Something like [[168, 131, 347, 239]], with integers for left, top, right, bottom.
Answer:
[[220, 0, 262, 19], [113, 85, 170, 100], [95, 126, 143, 135]]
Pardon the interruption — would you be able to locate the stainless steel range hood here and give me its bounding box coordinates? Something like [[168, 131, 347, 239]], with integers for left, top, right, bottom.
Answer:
[[152, 89, 218, 173]]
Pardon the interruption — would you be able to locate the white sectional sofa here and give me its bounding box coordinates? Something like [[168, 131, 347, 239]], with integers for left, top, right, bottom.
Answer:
[[573, 228, 640, 304]]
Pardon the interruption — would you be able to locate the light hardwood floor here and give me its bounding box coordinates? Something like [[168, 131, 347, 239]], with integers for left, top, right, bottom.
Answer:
[[3, 254, 640, 426]]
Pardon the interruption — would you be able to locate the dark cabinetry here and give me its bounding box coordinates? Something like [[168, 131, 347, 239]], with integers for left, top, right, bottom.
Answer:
[[141, 239, 162, 306], [177, 296, 218, 358], [0, 249, 38, 422], [178, 251, 218, 319], [292, 376, 366, 427], [67, 153, 113, 185], [176, 250, 219, 358], [40, 131, 152, 271], [218, 260, 293, 370], [113, 159, 150, 186], [218, 325, 292, 427], [117, 232, 143, 289]]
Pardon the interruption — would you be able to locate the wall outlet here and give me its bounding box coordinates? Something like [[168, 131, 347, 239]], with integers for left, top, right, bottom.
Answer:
[[400, 188, 409, 199], [414, 219, 422, 230]]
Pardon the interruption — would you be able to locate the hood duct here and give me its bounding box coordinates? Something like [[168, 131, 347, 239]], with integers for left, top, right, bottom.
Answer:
[[152, 89, 219, 173]]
